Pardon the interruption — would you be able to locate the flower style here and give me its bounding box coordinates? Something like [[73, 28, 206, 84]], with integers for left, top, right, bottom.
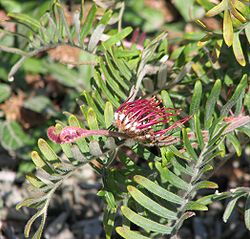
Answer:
[[114, 96, 191, 145], [47, 96, 191, 146]]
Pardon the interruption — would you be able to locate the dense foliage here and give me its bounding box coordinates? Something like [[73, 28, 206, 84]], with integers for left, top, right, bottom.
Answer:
[[0, 0, 250, 238]]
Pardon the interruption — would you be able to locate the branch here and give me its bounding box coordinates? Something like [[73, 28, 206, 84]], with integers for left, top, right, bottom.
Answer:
[[6, 42, 97, 81], [0, 45, 29, 56]]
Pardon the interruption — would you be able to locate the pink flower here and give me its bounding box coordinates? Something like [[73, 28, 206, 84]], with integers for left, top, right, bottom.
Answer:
[[47, 96, 191, 146], [114, 96, 191, 145]]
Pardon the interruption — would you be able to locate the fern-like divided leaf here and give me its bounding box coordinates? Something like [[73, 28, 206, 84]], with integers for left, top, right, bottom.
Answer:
[[116, 80, 250, 239], [16, 105, 124, 238]]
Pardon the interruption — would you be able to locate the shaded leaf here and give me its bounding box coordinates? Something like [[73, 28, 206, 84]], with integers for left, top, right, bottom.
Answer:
[[190, 80, 202, 130], [204, 79, 221, 129], [223, 196, 241, 222], [0, 120, 30, 151], [0, 83, 11, 103], [244, 194, 250, 230]]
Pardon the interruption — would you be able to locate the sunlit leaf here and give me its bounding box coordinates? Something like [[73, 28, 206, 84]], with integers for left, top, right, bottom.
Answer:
[[223, 10, 233, 47]]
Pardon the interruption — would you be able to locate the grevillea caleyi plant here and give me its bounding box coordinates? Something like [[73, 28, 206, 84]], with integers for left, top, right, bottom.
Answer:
[[48, 96, 191, 146], [2, 0, 250, 238]]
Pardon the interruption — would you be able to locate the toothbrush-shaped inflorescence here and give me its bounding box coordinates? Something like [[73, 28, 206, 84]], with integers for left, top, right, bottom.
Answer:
[[114, 96, 191, 145], [48, 96, 191, 146]]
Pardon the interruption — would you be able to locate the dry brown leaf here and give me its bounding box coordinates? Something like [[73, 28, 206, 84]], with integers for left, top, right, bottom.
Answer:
[[48, 45, 81, 64], [0, 90, 25, 121], [25, 74, 44, 89], [144, 0, 177, 22]]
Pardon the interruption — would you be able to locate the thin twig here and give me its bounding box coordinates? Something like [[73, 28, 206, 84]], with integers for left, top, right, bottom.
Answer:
[[0, 45, 29, 56], [6, 42, 96, 81]]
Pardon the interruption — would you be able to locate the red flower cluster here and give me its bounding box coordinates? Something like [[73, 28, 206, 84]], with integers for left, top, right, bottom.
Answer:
[[48, 96, 191, 146], [114, 96, 191, 145]]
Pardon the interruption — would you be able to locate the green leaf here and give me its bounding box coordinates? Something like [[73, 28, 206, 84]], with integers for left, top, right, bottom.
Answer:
[[194, 113, 204, 149], [102, 27, 133, 49], [23, 58, 47, 74], [104, 102, 114, 128], [221, 74, 248, 116], [223, 10, 233, 47], [24, 210, 44, 238], [110, 49, 132, 81], [80, 4, 97, 40], [190, 80, 202, 130], [197, 192, 231, 205], [46, 63, 83, 89], [223, 196, 241, 222], [133, 175, 183, 205], [200, 164, 213, 174], [0, 83, 11, 103], [87, 108, 99, 130], [121, 206, 172, 234], [161, 90, 174, 108], [244, 194, 250, 230], [0, 120, 30, 151], [68, 115, 88, 153], [103, 207, 116, 239], [226, 133, 242, 157], [116, 227, 151, 239], [104, 53, 129, 91], [87, 10, 112, 52], [38, 138, 59, 163], [229, 1, 246, 23], [16, 197, 46, 210], [31, 151, 53, 173], [26, 174, 44, 188], [173, 0, 203, 21], [185, 201, 208, 211], [155, 162, 190, 189], [99, 10, 113, 25], [127, 186, 177, 220], [235, 0, 250, 17], [169, 145, 191, 161], [245, 22, 250, 44], [182, 128, 198, 160], [206, 0, 225, 17], [99, 58, 127, 99], [8, 12, 41, 30], [82, 91, 105, 126], [161, 90, 178, 121], [204, 79, 221, 129], [208, 124, 227, 147], [94, 70, 120, 108], [232, 32, 246, 66], [169, 156, 194, 176], [193, 180, 218, 190], [24, 96, 55, 115]]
